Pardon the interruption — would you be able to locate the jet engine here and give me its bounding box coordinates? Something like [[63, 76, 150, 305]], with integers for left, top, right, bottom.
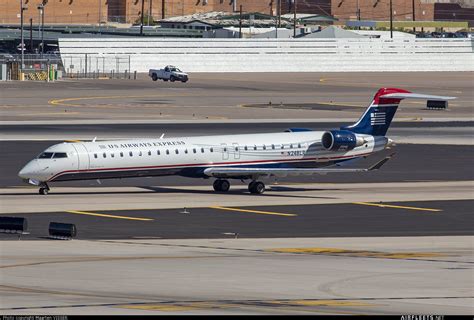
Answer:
[[321, 130, 365, 151]]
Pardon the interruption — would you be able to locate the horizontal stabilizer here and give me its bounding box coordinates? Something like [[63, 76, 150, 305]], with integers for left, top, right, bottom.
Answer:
[[379, 93, 456, 100]]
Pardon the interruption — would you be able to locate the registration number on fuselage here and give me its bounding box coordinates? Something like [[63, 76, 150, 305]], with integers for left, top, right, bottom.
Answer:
[[287, 150, 306, 156]]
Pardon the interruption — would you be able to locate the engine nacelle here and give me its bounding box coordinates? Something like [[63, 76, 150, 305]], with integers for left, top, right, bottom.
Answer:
[[321, 130, 365, 151]]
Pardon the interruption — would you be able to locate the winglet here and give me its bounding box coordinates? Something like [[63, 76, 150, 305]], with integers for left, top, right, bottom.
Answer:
[[368, 153, 395, 171]]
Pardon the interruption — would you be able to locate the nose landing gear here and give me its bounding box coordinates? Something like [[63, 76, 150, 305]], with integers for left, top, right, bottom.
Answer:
[[39, 183, 50, 195]]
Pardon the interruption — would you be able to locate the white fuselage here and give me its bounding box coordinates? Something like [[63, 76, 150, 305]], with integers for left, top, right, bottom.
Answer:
[[19, 131, 388, 184]]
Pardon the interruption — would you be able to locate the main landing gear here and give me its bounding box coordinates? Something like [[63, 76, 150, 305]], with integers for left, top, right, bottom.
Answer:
[[213, 179, 230, 192], [39, 183, 50, 195], [212, 179, 265, 194], [248, 181, 265, 194]]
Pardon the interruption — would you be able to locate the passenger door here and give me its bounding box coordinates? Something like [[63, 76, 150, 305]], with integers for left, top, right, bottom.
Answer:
[[72, 143, 90, 171]]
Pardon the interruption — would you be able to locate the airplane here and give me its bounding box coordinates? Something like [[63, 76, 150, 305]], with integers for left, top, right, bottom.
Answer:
[[18, 88, 455, 195]]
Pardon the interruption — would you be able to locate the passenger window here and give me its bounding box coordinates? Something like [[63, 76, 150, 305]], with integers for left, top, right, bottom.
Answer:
[[193, 148, 196, 153], [223, 148, 227, 152], [290, 144, 293, 149], [139, 151, 142, 156], [201, 148, 205, 153], [175, 149, 179, 154], [253, 146, 257, 150], [111, 153, 114, 158], [129, 151, 133, 157], [148, 151, 151, 156], [234, 147, 238, 152], [120, 152, 123, 157], [52, 152, 68, 158], [298, 143, 301, 148], [244, 146, 248, 151], [38, 152, 54, 159], [263, 145, 266, 150], [210, 148, 214, 152], [281, 145, 284, 149], [94, 154, 98, 159], [103, 153, 106, 158], [166, 150, 170, 155], [157, 150, 160, 155]]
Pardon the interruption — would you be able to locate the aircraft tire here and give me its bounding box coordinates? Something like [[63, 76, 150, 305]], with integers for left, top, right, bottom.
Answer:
[[39, 187, 49, 195], [213, 180, 221, 191], [220, 180, 230, 192], [213, 179, 230, 192], [248, 181, 256, 193], [249, 181, 265, 194]]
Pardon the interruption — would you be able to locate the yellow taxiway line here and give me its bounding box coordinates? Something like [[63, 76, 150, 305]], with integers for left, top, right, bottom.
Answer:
[[210, 206, 297, 217], [352, 202, 442, 212], [66, 210, 154, 221]]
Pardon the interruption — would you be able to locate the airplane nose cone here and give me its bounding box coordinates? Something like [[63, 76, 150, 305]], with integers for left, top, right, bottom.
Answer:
[[18, 161, 39, 180]]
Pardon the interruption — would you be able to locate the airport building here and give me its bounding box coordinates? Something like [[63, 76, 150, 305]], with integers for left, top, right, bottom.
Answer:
[[1, 0, 472, 25], [331, 0, 473, 24]]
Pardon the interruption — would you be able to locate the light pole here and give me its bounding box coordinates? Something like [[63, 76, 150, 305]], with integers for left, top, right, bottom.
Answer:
[[37, 3, 45, 57], [356, 0, 361, 30], [20, 0, 27, 70], [293, 0, 297, 38], [98, 0, 102, 30], [389, 0, 393, 39], [140, 0, 145, 36], [148, 0, 153, 26]]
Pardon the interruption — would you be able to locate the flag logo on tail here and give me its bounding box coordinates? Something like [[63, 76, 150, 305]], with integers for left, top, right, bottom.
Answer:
[[370, 112, 386, 125]]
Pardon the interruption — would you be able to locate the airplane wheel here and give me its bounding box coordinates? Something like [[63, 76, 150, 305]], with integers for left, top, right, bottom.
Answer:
[[220, 180, 230, 192], [248, 181, 256, 193], [39, 187, 49, 195], [249, 181, 265, 194], [213, 179, 230, 192]]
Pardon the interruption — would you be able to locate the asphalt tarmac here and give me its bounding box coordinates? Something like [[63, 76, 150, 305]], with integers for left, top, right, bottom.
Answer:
[[1, 200, 472, 241], [2, 141, 472, 187], [1, 72, 472, 122]]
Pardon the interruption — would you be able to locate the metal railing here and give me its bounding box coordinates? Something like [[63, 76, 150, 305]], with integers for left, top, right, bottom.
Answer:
[[61, 54, 137, 79]]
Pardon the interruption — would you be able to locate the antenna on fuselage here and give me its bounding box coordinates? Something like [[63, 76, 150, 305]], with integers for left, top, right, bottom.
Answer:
[[160, 133, 165, 139], [92, 137, 97, 142]]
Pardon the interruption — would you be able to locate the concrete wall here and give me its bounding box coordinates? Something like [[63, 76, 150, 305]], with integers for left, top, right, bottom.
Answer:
[[58, 37, 474, 74]]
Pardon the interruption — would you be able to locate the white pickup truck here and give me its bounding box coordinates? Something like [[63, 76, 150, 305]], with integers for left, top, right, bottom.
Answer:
[[148, 65, 189, 83]]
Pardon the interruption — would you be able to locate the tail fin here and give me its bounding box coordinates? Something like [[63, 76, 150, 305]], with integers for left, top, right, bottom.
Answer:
[[342, 88, 456, 136]]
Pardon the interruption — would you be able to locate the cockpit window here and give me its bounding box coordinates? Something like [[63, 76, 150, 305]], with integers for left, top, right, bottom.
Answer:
[[53, 152, 68, 158], [38, 152, 54, 159]]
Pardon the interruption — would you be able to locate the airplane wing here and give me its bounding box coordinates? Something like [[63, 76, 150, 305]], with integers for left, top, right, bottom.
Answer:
[[203, 153, 394, 179]]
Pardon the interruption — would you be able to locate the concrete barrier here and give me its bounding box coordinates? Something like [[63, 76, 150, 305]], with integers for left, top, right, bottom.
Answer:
[[59, 37, 474, 73]]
